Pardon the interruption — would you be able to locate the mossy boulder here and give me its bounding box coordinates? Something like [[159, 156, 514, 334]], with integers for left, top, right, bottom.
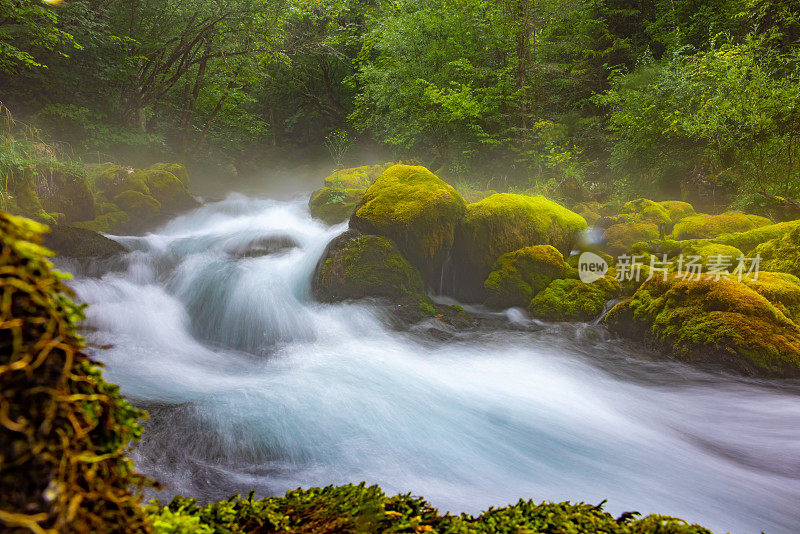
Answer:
[[658, 200, 696, 222], [148, 162, 190, 186], [113, 190, 161, 217], [134, 167, 198, 212], [71, 210, 130, 234], [86, 163, 148, 199], [309, 187, 365, 225], [680, 242, 744, 265], [623, 198, 671, 226], [43, 225, 127, 258], [715, 219, 800, 253], [350, 164, 466, 286], [530, 276, 621, 322], [605, 274, 800, 378], [312, 229, 426, 304], [324, 163, 393, 189], [484, 245, 573, 308], [449, 193, 587, 301], [39, 165, 96, 223], [754, 223, 800, 277], [741, 271, 800, 323], [0, 212, 151, 531], [572, 201, 602, 226], [601, 222, 660, 256], [672, 212, 772, 240]]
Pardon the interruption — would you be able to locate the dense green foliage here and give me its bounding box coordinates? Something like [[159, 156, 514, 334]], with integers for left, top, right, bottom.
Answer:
[[1, 0, 798, 211]]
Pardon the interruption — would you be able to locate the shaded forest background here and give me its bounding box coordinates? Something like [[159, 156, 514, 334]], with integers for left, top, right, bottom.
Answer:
[[1, 0, 799, 210]]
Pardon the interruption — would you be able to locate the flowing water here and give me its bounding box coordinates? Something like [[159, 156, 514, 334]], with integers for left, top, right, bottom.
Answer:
[[63, 194, 800, 533]]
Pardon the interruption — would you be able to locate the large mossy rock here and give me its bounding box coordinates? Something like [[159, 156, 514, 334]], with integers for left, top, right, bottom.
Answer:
[[530, 277, 621, 322], [715, 219, 800, 254], [484, 245, 573, 308], [754, 223, 800, 277], [622, 198, 671, 226], [312, 230, 426, 303], [113, 190, 161, 217], [448, 193, 587, 301], [605, 274, 800, 378], [672, 212, 772, 240], [658, 200, 696, 222], [0, 212, 151, 531], [39, 166, 96, 223], [350, 164, 466, 286], [324, 163, 393, 189], [601, 222, 660, 256], [309, 187, 365, 225], [134, 165, 198, 212]]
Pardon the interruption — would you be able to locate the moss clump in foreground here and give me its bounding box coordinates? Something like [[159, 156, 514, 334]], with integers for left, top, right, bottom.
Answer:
[[450, 193, 587, 301], [484, 245, 573, 308], [146, 483, 711, 534], [605, 274, 800, 378], [350, 164, 466, 285], [671, 212, 771, 240], [0, 212, 152, 532]]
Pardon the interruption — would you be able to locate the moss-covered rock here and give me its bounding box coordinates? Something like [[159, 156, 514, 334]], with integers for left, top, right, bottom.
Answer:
[[680, 242, 744, 265], [715, 219, 800, 253], [754, 223, 800, 277], [449, 193, 587, 301], [350, 164, 466, 286], [658, 200, 696, 222], [312, 230, 426, 303], [573, 201, 602, 226], [0, 212, 151, 532], [148, 162, 190, 187], [39, 165, 96, 223], [113, 190, 161, 217], [43, 225, 127, 258], [672, 212, 772, 240], [86, 163, 149, 200], [147, 483, 711, 534], [134, 167, 198, 212], [530, 276, 621, 322], [601, 222, 660, 256], [72, 210, 130, 234], [309, 186, 365, 225], [484, 245, 573, 308], [605, 274, 800, 377], [324, 163, 393, 189], [741, 271, 800, 324], [623, 198, 671, 226]]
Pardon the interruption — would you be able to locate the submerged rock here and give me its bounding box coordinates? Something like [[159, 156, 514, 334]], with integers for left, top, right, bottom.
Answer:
[[350, 164, 466, 286], [484, 245, 573, 308], [605, 274, 800, 378], [226, 235, 299, 258], [448, 193, 587, 301]]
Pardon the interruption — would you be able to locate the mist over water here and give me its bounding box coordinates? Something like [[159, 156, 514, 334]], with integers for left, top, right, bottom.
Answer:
[[65, 194, 800, 534]]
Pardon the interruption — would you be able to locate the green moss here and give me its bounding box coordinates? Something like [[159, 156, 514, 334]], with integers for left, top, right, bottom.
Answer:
[[658, 200, 696, 222], [313, 230, 426, 302], [755, 223, 800, 277], [573, 202, 602, 226], [146, 483, 710, 534], [680, 242, 743, 265], [715, 219, 800, 254], [0, 212, 151, 531], [484, 245, 572, 308], [38, 164, 96, 223], [114, 190, 161, 217], [672, 212, 772, 240], [148, 162, 190, 187], [530, 276, 620, 322], [605, 275, 800, 377], [601, 222, 660, 256], [134, 168, 198, 212], [741, 272, 800, 323], [86, 163, 150, 201], [72, 210, 130, 234], [309, 186, 365, 225], [324, 162, 393, 189], [623, 198, 671, 226], [351, 164, 466, 285], [450, 193, 587, 300]]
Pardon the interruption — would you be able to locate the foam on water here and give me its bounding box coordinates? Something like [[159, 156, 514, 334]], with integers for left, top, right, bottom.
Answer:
[[67, 194, 800, 534]]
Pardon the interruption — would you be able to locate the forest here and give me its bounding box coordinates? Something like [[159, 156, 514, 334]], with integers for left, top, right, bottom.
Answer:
[[2, 1, 800, 533]]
